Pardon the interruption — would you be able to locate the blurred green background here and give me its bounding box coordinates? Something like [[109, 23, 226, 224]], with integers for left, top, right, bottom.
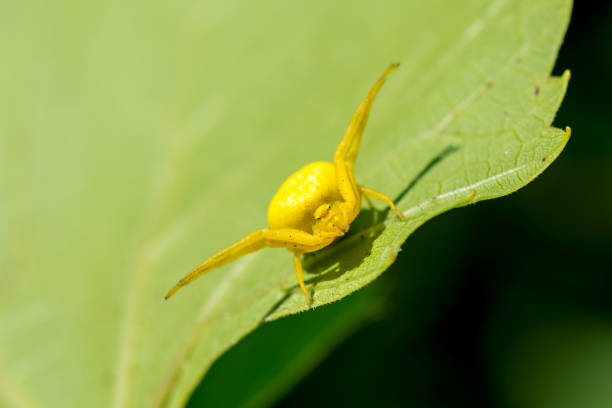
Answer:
[[189, 2, 612, 407]]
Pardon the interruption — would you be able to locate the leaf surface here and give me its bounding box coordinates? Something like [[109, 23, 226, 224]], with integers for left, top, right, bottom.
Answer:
[[0, 0, 571, 407]]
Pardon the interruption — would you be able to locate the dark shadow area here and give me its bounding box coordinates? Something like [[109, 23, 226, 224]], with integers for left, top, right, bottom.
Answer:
[[259, 290, 293, 323]]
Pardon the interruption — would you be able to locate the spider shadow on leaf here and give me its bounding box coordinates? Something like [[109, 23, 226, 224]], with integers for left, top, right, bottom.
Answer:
[[262, 144, 459, 318]]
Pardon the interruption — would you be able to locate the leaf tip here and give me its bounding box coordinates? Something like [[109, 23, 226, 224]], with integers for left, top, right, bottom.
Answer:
[[565, 126, 572, 139], [562, 69, 571, 81]]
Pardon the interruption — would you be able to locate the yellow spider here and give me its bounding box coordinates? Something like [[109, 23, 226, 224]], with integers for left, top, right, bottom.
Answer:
[[165, 64, 403, 306]]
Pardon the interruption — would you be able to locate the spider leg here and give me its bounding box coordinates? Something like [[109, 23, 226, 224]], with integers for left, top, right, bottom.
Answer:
[[334, 64, 399, 217], [165, 228, 332, 304], [359, 185, 403, 219], [262, 228, 334, 251], [165, 229, 268, 299], [262, 228, 335, 306], [345, 64, 399, 164], [293, 254, 310, 306]]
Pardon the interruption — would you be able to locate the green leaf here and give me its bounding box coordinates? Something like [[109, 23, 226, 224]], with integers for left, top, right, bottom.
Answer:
[[0, 0, 571, 407]]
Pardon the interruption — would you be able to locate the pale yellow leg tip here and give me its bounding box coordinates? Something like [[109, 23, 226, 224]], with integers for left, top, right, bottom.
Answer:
[[164, 285, 180, 300], [386, 63, 400, 76], [390, 204, 403, 220], [301, 287, 312, 307]]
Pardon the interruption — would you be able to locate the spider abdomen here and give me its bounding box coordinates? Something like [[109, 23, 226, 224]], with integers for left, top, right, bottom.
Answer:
[[268, 161, 342, 233]]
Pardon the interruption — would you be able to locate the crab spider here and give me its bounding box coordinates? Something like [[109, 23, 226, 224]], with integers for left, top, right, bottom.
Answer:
[[165, 64, 402, 306]]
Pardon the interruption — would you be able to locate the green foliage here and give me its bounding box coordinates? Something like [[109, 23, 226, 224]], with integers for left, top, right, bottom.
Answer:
[[489, 298, 612, 408], [0, 0, 570, 407]]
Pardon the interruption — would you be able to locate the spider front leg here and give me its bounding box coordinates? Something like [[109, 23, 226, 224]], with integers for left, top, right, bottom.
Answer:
[[165, 226, 331, 304], [334, 64, 399, 219], [165, 229, 269, 299], [345, 63, 399, 164]]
